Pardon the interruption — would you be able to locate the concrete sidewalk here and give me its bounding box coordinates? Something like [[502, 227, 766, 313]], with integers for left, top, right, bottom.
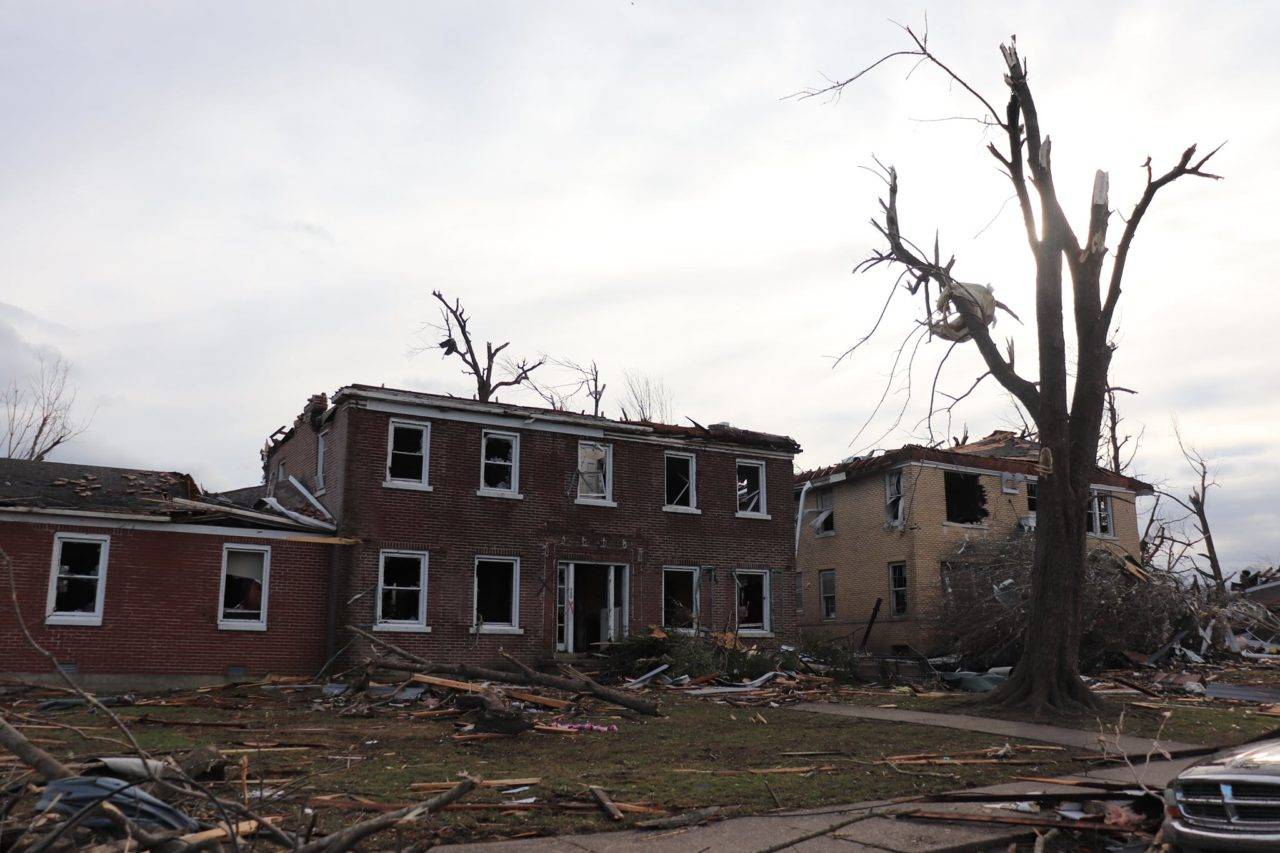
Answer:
[[445, 707, 1203, 851]]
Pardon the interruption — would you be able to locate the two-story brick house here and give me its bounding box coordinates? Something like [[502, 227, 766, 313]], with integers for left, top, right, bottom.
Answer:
[[794, 431, 1152, 654], [264, 384, 801, 664]]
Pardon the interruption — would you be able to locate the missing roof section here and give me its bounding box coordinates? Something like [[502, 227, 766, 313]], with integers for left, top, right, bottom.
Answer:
[[944, 471, 988, 525]]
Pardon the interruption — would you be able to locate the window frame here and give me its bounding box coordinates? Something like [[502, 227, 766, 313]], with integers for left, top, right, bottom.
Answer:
[[661, 566, 701, 632], [384, 419, 432, 491], [217, 543, 271, 632], [575, 440, 615, 506], [315, 430, 328, 494], [1087, 490, 1115, 537], [45, 533, 110, 627], [819, 569, 837, 621], [1027, 481, 1038, 514], [478, 429, 522, 498], [374, 549, 430, 632], [472, 555, 521, 634], [884, 470, 905, 527], [663, 451, 699, 513], [733, 569, 772, 635], [735, 459, 770, 519], [888, 562, 908, 617], [812, 488, 835, 535]]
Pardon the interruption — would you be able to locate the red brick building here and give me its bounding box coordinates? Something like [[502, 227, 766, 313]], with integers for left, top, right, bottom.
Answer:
[[0, 386, 800, 683]]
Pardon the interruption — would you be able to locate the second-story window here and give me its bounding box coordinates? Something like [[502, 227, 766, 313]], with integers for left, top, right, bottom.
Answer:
[[315, 431, 328, 493], [736, 460, 768, 517], [1087, 490, 1114, 536], [810, 488, 835, 534], [577, 441, 613, 504], [386, 420, 430, 488], [480, 430, 520, 496], [885, 470, 904, 526], [664, 452, 696, 510]]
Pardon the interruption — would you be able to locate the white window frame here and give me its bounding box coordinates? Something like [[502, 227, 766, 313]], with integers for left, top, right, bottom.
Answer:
[[734, 569, 772, 636], [661, 566, 700, 632], [1027, 481, 1038, 514], [889, 562, 908, 617], [819, 569, 836, 621], [812, 488, 835, 535], [1087, 490, 1114, 537], [884, 470, 904, 527], [735, 459, 770, 519], [575, 441, 615, 506], [478, 430, 521, 498], [472, 555, 522, 634], [45, 533, 110, 627], [315, 430, 328, 494], [275, 461, 286, 488], [375, 550, 430, 632], [663, 451, 699, 513], [384, 419, 432, 491], [218, 544, 271, 632]]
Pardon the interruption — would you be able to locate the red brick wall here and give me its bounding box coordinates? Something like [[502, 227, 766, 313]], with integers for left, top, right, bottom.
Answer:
[[325, 405, 798, 663], [0, 520, 331, 677]]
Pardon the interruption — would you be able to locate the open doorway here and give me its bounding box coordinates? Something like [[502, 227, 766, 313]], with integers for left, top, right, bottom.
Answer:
[[556, 562, 628, 653]]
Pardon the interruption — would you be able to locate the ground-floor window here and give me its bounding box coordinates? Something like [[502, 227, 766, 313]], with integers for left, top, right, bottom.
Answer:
[[889, 562, 908, 616], [474, 556, 519, 631], [46, 533, 110, 626], [219, 545, 270, 630], [735, 570, 771, 633], [662, 567, 699, 630], [819, 569, 836, 620], [376, 550, 428, 629]]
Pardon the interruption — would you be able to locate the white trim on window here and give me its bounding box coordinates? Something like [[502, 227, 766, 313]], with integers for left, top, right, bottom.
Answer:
[[884, 470, 904, 527], [375, 550, 430, 632], [735, 459, 770, 519], [819, 569, 837, 621], [734, 569, 772, 636], [472, 555, 521, 633], [384, 419, 432, 491], [576, 441, 614, 506], [315, 430, 328, 495], [218, 544, 271, 632], [479, 430, 521, 498], [888, 561, 908, 617], [1087, 490, 1115, 538], [661, 566, 700, 633], [663, 451, 698, 512], [45, 533, 110, 626]]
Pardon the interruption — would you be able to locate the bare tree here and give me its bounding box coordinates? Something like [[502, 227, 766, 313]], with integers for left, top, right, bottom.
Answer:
[[1159, 423, 1227, 594], [526, 358, 607, 415], [808, 30, 1220, 713], [618, 371, 674, 423], [2, 353, 89, 461], [422, 291, 545, 403], [1100, 387, 1141, 475]]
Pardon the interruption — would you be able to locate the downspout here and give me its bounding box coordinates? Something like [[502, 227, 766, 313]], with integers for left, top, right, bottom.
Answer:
[[794, 480, 812, 555]]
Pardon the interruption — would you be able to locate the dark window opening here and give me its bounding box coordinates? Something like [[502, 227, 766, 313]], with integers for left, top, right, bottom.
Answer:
[[889, 562, 908, 616], [1027, 482, 1038, 513], [737, 462, 764, 513], [736, 573, 768, 631], [665, 454, 694, 507], [812, 489, 835, 533], [221, 549, 265, 622], [1087, 492, 1113, 536], [53, 540, 103, 614], [475, 559, 516, 625], [388, 425, 425, 481], [663, 569, 697, 629], [944, 471, 988, 524], [482, 433, 515, 491], [819, 569, 836, 620], [380, 555, 423, 622]]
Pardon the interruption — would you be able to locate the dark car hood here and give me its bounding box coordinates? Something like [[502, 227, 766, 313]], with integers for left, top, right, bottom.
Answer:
[[1181, 738, 1280, 779]]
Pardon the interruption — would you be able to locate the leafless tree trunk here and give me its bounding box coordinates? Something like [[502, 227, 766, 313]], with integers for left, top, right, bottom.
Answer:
[[527, 358, 607, 415], [2, 353, 90, 461], [1100, 387, 1141, 474], [1160, 424, 1226, 594], [807, 30, 1220, 714], [422, 291, 545, 402], [618, 371, 674, 423]]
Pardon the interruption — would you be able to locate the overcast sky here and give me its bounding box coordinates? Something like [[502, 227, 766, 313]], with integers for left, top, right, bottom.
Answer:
[[3, 2, 1277, 571]]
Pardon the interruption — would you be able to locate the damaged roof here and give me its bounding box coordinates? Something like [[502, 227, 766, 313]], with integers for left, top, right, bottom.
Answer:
[[797, 430, 1154, 494], [333, 384, 802, 453]]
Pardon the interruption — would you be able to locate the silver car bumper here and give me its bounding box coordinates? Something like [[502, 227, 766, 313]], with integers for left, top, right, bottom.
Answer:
[[1165, 817, 1280, 850]]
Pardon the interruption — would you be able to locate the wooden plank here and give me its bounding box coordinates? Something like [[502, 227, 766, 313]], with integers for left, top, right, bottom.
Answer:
[[506, 690, 573, 709], [410, 777, 540, 792], [409, 673, 487, 693]]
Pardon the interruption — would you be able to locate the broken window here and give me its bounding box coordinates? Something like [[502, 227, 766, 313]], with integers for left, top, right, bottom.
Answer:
[[275, 461, 286, 492], [885, 470, 905, 526], [736, 460, 767, 515], [889, 562, 908, 616], [480, 430, 519, 494], [474, 557, 519, 629], [577, 441, 612, 503], [662, 567, 699, 630], [377, 551, 427, 627], [811, 488, 835, 534], [47, 534, 108, 625], [1087, 491, 1114, 536], [943, 471, 988, 524], [315, 431, 328, 492], [735, 571, 770, 633], [220, 546, 269, 630], [664, 452, 696, 509], [819, 569, 836, 620], [1026, 481, 1038, 513], [386, 420, 429, 486]]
